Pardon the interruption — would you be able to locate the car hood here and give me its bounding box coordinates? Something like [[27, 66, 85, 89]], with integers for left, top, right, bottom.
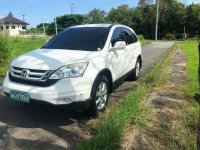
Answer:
[[11, 49, 100, 70]]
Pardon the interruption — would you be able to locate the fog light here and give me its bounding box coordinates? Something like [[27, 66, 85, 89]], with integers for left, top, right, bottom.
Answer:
[[64, 98, 72, 102]]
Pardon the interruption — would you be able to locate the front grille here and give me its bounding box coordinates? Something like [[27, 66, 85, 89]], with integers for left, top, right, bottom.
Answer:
[[9, 66, 59, 87], [10, 66, 48, 81]]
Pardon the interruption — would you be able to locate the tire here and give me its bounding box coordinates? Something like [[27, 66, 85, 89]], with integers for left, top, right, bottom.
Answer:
[[129, 58, 141, 81], [85, 75, 110, 117]]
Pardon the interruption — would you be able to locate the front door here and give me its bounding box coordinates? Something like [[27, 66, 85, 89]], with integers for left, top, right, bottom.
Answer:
[[106, 27, 127, 81]]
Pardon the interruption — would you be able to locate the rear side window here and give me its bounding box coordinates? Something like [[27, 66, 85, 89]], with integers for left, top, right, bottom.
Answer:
[[131, 32, 138, 43], [111, 27, 124, 47], [122, 28, 138, 45], [123, 28, 134, 45]]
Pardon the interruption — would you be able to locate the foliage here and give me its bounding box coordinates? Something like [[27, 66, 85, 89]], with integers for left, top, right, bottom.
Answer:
[[106, 5, 135, 28], [182, 41, 199, 96], [137, 35, 144, 41], [86, 9, 106, 23], [0, 36, 48, 77], [30, 1, 200, 39], [181, 41, 199, 150], [46, 14, 86, 35], [0, 35, 10, 64], [185, 4, 200, 37]]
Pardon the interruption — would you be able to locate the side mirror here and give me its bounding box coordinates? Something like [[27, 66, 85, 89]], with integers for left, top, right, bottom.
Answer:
[[109, 41, 126, 51]]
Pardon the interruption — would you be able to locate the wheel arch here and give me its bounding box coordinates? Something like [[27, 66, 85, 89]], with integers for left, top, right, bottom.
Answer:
[[93, 68, 113, 94], [137, 55, 143, 68]]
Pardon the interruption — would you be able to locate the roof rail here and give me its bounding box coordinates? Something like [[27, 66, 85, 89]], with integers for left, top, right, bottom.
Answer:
[[108, 24, 117, 28]]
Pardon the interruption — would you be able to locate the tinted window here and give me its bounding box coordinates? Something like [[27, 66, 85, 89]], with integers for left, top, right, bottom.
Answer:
[[123, 28, 134, 45], [111, 27, 125, 47], [122, 28, 138, 44], [42, 27, 110, 51], [131, 32, 138, 43]]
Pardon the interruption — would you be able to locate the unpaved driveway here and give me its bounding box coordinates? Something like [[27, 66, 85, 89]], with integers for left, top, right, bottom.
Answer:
[[0, 42, 174, 150]]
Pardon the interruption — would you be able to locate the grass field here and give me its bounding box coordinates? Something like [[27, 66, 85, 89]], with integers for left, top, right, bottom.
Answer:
[[0, 36, 48, 77], [182, 41, 199, 96], [181, 41, 199, 149]]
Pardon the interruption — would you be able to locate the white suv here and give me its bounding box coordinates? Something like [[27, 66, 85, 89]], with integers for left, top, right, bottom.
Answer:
[[3, 24, 142, 116]]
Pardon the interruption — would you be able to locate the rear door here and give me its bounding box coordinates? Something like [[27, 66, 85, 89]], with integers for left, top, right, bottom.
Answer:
[[122, 28, 139, 73]]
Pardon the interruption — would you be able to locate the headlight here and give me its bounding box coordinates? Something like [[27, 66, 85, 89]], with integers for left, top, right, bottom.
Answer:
[[49, 62, 88, 79]]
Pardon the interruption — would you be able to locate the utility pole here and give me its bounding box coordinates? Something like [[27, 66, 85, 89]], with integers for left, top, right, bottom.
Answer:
[[183, 3, 187, 40], [155, 0, 159, 41], [22, 14, 26, 21], [71, 3, 74, 14], [183, 26, 186, 40], [42, 19, 46, 36], [55, 16, 58, 35]]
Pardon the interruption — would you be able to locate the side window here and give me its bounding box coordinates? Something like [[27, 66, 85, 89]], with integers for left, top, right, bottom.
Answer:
[[111, 27, 124, 47], [123, 28, 133, 45], [131, 32, 138, 43]]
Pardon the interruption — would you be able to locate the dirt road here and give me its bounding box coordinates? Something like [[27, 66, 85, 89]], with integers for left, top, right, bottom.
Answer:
[[0, 42, 174, 150]]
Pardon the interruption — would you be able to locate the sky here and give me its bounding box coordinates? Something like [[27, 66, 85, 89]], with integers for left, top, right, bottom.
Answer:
[[0, 0, 199, 28]]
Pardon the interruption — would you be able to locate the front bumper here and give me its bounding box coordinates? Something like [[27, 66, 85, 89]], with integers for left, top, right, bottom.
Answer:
[[3, 74, 93, 105]]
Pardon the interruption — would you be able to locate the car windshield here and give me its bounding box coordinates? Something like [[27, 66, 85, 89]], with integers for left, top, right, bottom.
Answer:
[[42, 27, 110, 51]]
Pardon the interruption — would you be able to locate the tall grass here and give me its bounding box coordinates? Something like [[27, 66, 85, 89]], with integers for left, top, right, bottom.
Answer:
[[0, 35, 10, 64], [181, 41, 199, 149], [0, 36, 47, 77], [182, 41, 199, 96]]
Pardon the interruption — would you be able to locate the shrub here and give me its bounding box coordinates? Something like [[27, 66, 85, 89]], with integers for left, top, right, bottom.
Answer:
[[0, 35, 10, 64], [137, 35, 144, 41], [165, 34, 176, 40]]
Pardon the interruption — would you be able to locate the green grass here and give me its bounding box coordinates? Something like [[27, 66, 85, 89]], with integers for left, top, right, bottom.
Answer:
[[78, 43, 177, 150], [0, 36, 48, 77], [181, 41, 200, 149], [141, 39, 152, 45], [182, 41, 199, 96]]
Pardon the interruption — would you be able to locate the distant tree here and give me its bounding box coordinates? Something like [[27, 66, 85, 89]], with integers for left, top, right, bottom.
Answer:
[[46, 14, 86, 35], [138, 0, 153, 7], [107, 5, 135, 28], [185, 4, 200, 37], [33, 2, 200, 38], [86, 9, 106, 23], [36, 23, 50, 29], [141, 5, 156, 39]]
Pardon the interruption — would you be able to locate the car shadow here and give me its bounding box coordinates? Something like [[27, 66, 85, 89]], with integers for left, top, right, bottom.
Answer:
[[0, 94, 91, 149]]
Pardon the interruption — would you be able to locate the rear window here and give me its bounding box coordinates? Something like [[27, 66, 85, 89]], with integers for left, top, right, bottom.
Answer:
[[42, 27, 110, 51]]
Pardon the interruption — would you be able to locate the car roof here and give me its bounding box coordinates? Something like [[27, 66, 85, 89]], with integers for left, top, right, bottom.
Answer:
[[70, 24, 113, 28]]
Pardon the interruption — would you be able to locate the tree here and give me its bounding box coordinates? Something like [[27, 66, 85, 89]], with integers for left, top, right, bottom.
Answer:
[[107, 5, 135, 28], [46, 14, 86, 35], [32, 2, 200, 38], [87, 9, 106, 23], [138, 0, 153, 7], [185, 4, 200, 37]]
